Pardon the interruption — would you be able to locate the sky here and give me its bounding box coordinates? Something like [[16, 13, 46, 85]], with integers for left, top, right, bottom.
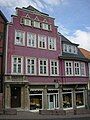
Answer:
[[0, 0, 90, 51]]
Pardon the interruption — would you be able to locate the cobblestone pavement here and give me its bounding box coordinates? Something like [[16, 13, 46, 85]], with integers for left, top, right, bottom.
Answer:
[[0, 111, 90, 120]]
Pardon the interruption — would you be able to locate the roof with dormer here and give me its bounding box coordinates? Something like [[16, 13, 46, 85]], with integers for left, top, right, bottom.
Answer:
[[59, 34, 88, 61]]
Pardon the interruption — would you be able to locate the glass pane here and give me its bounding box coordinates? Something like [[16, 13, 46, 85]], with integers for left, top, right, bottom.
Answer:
[[76, 92, 84, 106], [63, 93, 72, 108]]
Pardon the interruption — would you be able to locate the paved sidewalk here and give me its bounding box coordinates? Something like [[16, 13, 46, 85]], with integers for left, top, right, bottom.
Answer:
[[0, 111, 90, 120]]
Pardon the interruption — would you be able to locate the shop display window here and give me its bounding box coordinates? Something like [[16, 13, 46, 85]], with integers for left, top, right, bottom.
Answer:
[[63, 92, 72, 109]]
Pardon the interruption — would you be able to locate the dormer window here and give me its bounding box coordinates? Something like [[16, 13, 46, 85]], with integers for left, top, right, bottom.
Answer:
[[34, 21, 40, 28], [21, 18, 31, 26], [24, 18, 31, 26], [42, 23, 49, 30], [63, 44, 77, 54]]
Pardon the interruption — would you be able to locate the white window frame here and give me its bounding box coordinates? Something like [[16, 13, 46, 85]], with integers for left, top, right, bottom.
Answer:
[[74, 62, 80, 76], [63, 44, 68, 52], [62, 92, 73, 110], [11, 56, 23, 74], [26, 57, 36, 75], [50, 60, 59, 76], [48, 37, 56, 50], [34, 21, 40, 28], [29, 89, 43, 111], [38, 58, 48, 76], [47, 90, 59, 110], [24, 18, 31, 26], [15, 30, 25, 46], [75, 91, 85, 108], [42, 23, 49, 30], [81, 62, 86, 76], [65, 61, 73, 76], [27, 32, 36, 48], [73, 46, 77, 54], [38, 35, 47, 49]]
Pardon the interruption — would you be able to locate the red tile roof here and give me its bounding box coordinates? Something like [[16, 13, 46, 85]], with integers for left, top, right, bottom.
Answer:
[[79, 48, 90, 59]]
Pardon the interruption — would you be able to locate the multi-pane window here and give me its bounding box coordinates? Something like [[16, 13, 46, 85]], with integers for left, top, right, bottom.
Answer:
[[76, 91, 85, 108], [63, 44, 68, 52], [74, 62, 80, 76], [65, 61, 73, 76], [50, 60, 59, 76], [81, 62, 86, 76], [38, 35, 47, 49], [26, 58, 36, 75], [15, 30, 25, 46], [27, 33, 36, 47], [24, 18, 31, 26], [63, 44, 78, 54], [62, 92, 73, 109], [48, 37, 56, 50], [39, 59, 48, 75], [12, 56, 23, 74], [42, 23, 49, 30], [34, 21, 40, 28]]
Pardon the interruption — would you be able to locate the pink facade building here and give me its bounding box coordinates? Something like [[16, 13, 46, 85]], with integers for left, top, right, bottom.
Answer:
[[4, 6, 88, 111]]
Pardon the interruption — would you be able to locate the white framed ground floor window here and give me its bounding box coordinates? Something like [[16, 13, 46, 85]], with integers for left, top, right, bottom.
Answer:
[[75, 91, 85, 108], [29, 90, 43, 110], [47, 90, 59, 109], [62, 91, 73, 110]]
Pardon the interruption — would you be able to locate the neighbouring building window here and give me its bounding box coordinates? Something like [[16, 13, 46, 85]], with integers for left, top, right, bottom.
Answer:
[[15, 30, 25, 46], [65, 61, 73, 76], [63, 44, 68, 52], [39, 59, 48, 75], [63, 44, 78, 54], [48, 37, 56, 50], [81, 62, 86, 76], [62, 92, 72, 109], [30, 90, 43, 110], [34, 21, 40, 28], [74, 62, 80, 76], [23, 18, 31, 26], [12, 56, 23, 74], [76, 91, 85, 108], [27, 33, 36, 47], [50, 60, 59, 76], [26, 57, 36, 75], [73, 46, 77, 54], [68, 45, 72, 53], [89, 63, 90, 77], [47, 90, 59, 109], [38, 35, 47, 49], [42, 23, 49, 30]]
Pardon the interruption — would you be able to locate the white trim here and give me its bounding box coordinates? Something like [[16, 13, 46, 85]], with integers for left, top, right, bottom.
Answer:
[[65, 61, 73, 76], [11, 55, 24, 75], [14, 30, 25, 46], [74, 61, 80, 76], [80, 62, 86, 76], [38, 58, 48, 76], [75, 91, 85, 108], [48, 37, 56, 51], [5, 24, 9, 74], [38, 34, 47, 49], [25, 57, 36, 75], [62, 92, 73, 110], [27, 32, 36, 48], [50, 59, 59, 76], [29, 89, 43, 110]]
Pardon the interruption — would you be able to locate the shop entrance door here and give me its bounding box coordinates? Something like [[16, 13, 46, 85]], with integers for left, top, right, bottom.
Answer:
[[11, 86, 21, 108]]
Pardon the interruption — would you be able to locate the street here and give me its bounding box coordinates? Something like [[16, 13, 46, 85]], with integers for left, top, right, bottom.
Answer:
[[0, 111, 90, 120]]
